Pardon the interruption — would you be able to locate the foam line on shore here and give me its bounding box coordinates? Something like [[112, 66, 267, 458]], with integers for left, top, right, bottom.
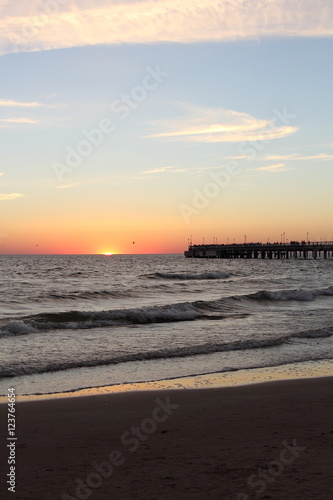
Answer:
[[2, 359, 331, 403]]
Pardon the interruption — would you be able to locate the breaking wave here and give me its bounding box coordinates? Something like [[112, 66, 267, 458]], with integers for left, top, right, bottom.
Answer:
[[1, 285, 333, 338], [248, 286, 333, 302], [0, 303, 204, 337]]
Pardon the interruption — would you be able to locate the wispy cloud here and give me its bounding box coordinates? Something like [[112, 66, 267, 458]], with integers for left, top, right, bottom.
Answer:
[[0, 99, 42, 108], [0, 0, 332, 55], [0, 117, 39, 124], [148, 103, 297, 144], [0, 193, 24, 200], [0, 99, 56, 127], [254, 163, 290, 172], [0, 118, 39, 128], [265, 153, 333, 161], [220, 155, 251, 160], [141, 166, 187, 175], [54, 183, 84, 190], [220, 152, 333, 161], [51, 177, 117, 189], [193, 165, 226, 173]]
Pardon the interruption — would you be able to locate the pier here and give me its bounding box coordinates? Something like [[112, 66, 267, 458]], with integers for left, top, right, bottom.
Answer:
[[185, 241, 333, 259]]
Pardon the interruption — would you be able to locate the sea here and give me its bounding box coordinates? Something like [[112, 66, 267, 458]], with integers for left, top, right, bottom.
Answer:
[[0, 254, 332, 396]]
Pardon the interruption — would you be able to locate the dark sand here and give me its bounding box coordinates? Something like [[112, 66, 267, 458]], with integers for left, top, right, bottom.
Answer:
[[1, 377, 332, 499]]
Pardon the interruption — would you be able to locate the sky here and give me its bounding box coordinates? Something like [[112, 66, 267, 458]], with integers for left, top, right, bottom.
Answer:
[[0, 0, 332, 254]]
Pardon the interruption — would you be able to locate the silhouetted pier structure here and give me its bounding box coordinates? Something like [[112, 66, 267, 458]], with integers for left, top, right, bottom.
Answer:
[[185, 241, 333, 259]]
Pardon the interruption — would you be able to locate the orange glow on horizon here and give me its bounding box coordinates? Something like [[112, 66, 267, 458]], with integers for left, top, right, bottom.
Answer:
[[2, 217, 331, 256], [98, 247, 117, 255]]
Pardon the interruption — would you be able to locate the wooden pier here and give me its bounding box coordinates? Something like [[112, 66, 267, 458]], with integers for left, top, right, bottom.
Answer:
[[185, 241, 333, 259]]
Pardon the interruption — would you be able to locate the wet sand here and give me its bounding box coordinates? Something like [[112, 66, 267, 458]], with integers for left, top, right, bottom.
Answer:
[[1, 377, 332, 499]]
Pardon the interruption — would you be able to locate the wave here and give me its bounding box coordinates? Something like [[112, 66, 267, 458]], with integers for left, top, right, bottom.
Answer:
[[248, 286, 333, 302], [295, 327, 333, 339], [1, 326, 332, 378], [0, 303, 205, 337], [1, 339, 283, 377], [146, 271, 230, 280], [41, 289, 133, 301], [193, 285, 333, 314], [1, 285, 333, 337], [0, 321, 38, 335]]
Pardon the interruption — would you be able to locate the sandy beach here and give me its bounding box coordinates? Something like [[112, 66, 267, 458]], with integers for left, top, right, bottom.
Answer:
[[1, 376, 332, 500]]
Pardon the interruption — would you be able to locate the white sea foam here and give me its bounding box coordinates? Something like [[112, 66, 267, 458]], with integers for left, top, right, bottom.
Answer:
[[0, 321, 37, 336]]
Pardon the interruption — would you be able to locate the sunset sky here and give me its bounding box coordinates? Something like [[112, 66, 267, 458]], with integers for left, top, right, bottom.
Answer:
[[0, 0, 332, 254]]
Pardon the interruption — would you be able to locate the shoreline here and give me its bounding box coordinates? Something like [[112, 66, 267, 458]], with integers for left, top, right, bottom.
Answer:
[[0, 375, 332, 499], [1, 359, 332, 403]]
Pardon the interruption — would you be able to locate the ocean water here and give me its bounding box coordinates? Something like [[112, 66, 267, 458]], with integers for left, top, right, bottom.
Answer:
[[0, 254, 332, 395]]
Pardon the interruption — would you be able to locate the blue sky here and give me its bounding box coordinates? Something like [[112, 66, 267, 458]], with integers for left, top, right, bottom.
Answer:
[[0, 0, 332, 253]]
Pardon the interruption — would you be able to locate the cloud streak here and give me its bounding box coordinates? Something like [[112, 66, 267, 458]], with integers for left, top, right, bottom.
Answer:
[[0, 98, 58, 127], [0, 117, 39, 123], [0, 193, 24, 200], [0, 0, 332, 55], [264, 153, 333, 160], [0, 117, 39, 127], [141, 166, 187, 175], [254, 163, 290, 172], [0, 99, 42, 107], [148, 103, 297, 143]]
